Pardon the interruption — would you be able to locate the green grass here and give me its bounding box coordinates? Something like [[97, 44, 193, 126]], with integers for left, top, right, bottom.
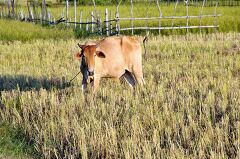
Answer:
[[0, 123, 38, 158], [0, 33, 240, 158], [0, 19, 73, 41]]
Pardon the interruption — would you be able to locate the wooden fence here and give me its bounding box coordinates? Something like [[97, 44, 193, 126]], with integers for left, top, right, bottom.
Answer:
[[0, 0, 221, 36]]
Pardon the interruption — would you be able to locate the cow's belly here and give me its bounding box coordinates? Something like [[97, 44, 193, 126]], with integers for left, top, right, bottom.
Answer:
[[102, 68, 126, 78]]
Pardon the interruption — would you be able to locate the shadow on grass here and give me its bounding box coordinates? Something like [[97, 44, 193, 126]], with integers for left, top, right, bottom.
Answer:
[[0, 75, 72, 92]]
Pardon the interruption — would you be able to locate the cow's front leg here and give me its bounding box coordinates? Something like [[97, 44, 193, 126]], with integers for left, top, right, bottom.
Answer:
[[82, 77, 88, 93], [92, 76, 100, 93]]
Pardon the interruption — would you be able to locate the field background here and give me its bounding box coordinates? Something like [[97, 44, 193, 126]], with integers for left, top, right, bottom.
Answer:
[[1, 1, 239, 36], [0, 1, 240, 159]]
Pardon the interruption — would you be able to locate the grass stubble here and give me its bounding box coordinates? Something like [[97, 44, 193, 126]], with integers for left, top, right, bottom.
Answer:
[[0, 32, 240, 158]]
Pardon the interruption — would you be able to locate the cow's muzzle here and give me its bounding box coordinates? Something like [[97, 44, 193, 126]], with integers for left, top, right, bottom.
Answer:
[[88, 71, 94, 76]]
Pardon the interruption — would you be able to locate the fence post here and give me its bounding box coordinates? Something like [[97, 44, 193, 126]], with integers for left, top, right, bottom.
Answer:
[[61, 8, 64, 18], [4, 2, 7, 17], [79, 11, 82, 29], [115, 11, 120, 35], [214, 0, 218, 33], [105, 8, 109, 36], [10, 0, 15, 18], [7, 0, 10, 17], [199, 0, 206, 33], [30, 4, 34, 21], [156, 0, 162, 35], [97, 13, 102, 35], [130, 0, 134, 35], [48, 11, 51, 25], [74, 0, 77, 28], [86, 17, 89, 32], [110, 10, 112, 35], [1, 5, 3, 18], [91, 11, 94, 32], [41, 0, 47, 22]]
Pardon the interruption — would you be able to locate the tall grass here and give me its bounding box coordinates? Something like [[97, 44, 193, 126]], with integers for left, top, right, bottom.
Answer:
[[0, 33, 239, 158]]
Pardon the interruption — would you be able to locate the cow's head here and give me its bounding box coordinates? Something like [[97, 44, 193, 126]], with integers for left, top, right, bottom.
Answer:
[[76, 44, 105, 77]]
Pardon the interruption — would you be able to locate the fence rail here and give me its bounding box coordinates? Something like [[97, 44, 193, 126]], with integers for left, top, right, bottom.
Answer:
[[119, 25, 219, 31], [118, 14, 221, 20]]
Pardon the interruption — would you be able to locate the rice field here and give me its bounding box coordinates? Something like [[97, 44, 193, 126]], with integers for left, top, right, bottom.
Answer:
[[0, 32, 240, 158]]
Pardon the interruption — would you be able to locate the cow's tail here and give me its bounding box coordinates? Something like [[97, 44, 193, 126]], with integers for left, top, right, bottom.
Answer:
[[143, 35, 148, 59]]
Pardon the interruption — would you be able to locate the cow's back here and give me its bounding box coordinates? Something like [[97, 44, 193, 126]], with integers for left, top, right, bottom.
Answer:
[[95, 36, 142, 77]]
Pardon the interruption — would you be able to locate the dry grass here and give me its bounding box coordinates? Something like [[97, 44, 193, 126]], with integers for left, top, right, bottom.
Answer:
[[0, 33, 240, 158]]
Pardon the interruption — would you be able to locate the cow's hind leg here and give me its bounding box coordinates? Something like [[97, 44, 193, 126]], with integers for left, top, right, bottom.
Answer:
[[122, 70, 136, 89], [132, 67, 145, 86]]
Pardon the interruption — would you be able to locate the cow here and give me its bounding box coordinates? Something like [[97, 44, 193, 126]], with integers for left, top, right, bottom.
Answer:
[[75, 36, 145, 93]]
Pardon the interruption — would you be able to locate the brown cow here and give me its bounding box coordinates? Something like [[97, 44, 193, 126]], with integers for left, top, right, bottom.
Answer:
[[75, 36, 145, 93]]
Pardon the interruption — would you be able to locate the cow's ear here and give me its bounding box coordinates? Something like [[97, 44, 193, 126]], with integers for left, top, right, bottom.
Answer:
[[75, 52, 82, 60], [78, 44, 86, 50], [96, 51, 106, 58]]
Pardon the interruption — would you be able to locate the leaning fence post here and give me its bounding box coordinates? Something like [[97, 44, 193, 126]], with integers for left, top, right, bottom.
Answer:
[[79, 11, 82, 29], [105, 8, 109, 36], [91, 11, 94, 33]]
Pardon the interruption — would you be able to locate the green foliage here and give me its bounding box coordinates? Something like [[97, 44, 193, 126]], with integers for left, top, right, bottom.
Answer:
[[0, 33, 240, 158]]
